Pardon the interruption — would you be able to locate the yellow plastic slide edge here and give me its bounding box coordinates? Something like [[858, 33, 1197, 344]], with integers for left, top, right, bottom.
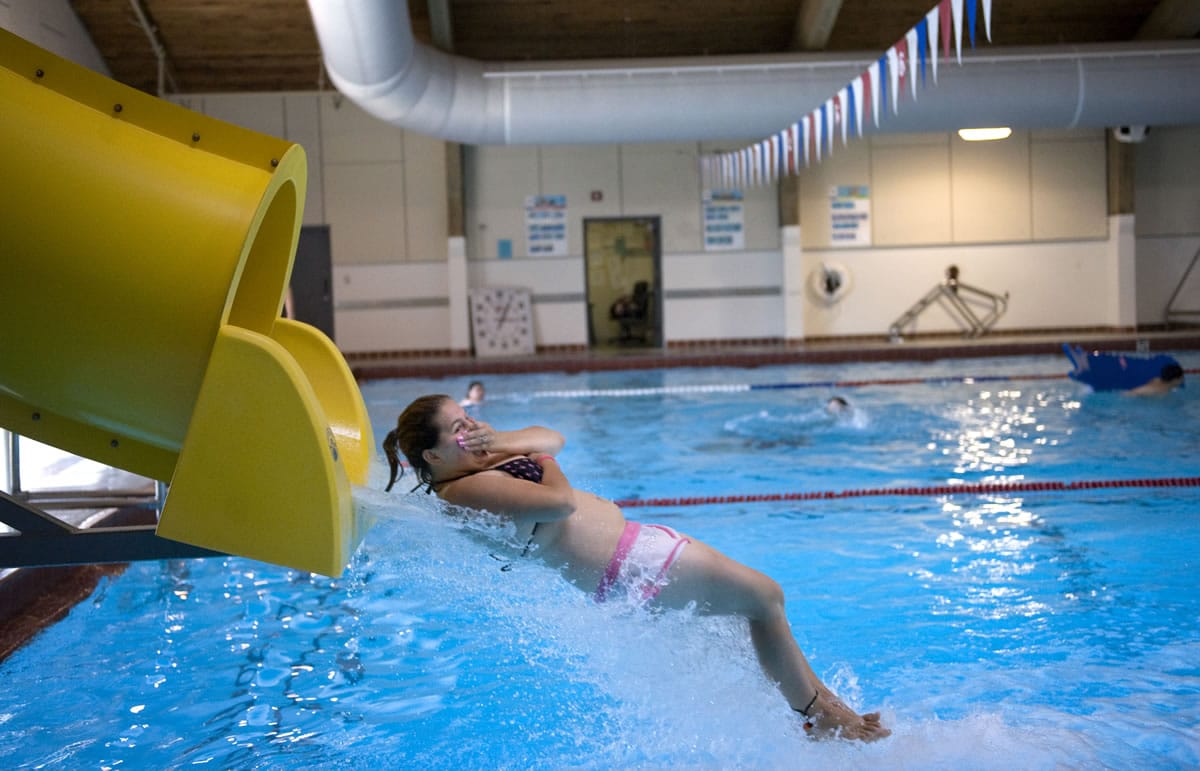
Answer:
[[270, 318, 374, 487], [156, 326, 363, 577]]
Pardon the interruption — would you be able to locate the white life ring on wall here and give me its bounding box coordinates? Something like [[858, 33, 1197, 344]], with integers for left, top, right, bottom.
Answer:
[[808, 261, 853, 305]]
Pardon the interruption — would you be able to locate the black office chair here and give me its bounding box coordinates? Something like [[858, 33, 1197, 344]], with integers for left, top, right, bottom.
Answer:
[[610, 281, 652, 343]]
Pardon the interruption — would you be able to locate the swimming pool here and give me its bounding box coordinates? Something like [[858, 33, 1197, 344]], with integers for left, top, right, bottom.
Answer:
[[2, 353, 1197, 768]]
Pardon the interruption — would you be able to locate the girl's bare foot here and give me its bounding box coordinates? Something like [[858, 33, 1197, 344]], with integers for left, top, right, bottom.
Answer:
[[802, 691, 891, 742]]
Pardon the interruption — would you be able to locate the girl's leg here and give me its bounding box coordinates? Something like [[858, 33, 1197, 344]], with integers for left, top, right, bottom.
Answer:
[[655, 536, 889, 741]]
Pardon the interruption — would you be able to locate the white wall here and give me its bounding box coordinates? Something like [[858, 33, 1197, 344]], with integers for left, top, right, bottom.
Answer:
[[1134, 126, 1200, 325], [797, 228, 1132, 337], [0, 0, 109, 75], [790, 128, 1120, 338]]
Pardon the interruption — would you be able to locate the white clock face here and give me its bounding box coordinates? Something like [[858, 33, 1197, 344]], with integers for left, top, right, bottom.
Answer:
[[470, 287, 535, 357]]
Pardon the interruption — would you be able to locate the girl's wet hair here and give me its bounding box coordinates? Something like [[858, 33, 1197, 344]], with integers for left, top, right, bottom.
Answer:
[[382, 394, 452, 492]]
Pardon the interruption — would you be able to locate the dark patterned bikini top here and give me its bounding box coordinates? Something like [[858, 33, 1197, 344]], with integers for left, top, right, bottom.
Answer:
[[492, 456, 545, 566], [493, 456, 544, 483], [432, 455, 545, 492]]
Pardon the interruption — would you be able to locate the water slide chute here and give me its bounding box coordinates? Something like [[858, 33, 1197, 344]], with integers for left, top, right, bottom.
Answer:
[[0, 28, 373, 577]]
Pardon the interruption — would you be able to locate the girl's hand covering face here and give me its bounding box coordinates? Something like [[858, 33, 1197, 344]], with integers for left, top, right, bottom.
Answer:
[[454, 417, 494, 453]]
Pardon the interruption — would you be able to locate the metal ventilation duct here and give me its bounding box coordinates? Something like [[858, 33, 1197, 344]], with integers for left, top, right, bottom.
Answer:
[[307, 0, 1200, 145]]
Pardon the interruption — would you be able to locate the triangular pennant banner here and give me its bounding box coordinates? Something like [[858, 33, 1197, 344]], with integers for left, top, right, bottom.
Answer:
[[698, 0, 998, 184]]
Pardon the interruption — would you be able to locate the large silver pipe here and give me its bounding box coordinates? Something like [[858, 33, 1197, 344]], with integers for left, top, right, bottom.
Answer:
[[308, 0, 1200, 145]]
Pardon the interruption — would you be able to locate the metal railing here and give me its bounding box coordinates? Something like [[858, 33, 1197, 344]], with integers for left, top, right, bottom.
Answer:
[[889, 272, 1008, 341], [1164, 243, 1200, 328]]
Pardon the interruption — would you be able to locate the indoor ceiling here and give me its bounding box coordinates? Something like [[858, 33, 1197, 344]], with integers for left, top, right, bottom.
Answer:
[[70, 0, 1197, 97]]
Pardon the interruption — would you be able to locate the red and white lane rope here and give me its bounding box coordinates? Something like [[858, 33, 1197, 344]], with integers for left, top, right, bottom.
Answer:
[[613, 476, 1200, 508]]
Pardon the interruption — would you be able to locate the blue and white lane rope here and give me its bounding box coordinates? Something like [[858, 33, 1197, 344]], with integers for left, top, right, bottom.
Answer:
[[523, 372, 1069, 400]]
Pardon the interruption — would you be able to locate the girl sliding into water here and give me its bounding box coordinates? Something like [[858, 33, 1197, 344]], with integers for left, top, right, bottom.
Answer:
[[383, 394, 890, 741]]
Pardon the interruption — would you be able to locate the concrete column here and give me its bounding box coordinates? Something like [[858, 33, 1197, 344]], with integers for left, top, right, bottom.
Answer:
[[781, 224, 806, 340], [1106, 132, 1135, 216], [447, 236, 470, 352], [1106, 214, 1138, 329]]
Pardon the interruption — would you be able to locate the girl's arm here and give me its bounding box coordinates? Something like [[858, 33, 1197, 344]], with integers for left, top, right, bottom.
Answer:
[[440, 454, 574, 523]]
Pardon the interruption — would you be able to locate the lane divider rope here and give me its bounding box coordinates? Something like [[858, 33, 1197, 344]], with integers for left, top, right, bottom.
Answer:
[[613, 476, 1200, 508]]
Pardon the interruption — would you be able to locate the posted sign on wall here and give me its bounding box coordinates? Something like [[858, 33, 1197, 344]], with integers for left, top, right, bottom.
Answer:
[[525, 194, 568, 256], [703, 189, 745, 251], [830, 185, 871, 247]]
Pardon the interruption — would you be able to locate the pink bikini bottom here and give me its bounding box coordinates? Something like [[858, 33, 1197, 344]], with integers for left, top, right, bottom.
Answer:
[[594, 522, 690, 603]]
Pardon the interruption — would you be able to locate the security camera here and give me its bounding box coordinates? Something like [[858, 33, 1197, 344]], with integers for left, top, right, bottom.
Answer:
[[1113, 125, 1150, 144]]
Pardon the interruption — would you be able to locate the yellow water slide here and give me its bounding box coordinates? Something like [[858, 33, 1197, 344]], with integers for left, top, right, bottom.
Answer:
[[0, 28, 373, 576]]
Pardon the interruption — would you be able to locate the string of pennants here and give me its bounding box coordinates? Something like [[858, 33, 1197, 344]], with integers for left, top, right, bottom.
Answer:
[[702, 0, 995, 190]]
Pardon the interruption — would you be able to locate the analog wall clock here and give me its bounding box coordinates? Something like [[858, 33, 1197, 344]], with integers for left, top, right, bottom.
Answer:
[[469, 287, 535, 357]]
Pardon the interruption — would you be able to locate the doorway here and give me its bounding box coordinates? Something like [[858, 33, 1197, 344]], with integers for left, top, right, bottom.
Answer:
[[583, 217, 661, 348], [289, 225, 335, 340]]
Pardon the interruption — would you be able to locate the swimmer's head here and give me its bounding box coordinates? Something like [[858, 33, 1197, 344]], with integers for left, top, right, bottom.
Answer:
[[826, 396, 850, 415], [1161, 363, 1184, 385]]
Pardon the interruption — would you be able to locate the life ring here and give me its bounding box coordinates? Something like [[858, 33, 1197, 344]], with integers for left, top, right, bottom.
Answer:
[[808, 262, 852, 305]]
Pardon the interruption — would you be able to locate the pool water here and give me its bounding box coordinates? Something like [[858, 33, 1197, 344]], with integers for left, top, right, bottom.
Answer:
[[2, 354, 1198, 769]]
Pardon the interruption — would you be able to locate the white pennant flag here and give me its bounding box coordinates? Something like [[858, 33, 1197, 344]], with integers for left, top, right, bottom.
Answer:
[[813, 111, 823, 163], [824, 98, 836, 156], [886, 46, 901, 114], [873, 60, 883, 126], [926, 8, 940, 83], [982, 0, 993, 42], [789, 123, 800, 173], [906, 27, 920, 100], [951, 0, 964, 63], [802, 115, 811, 167], [837, 87, 849, 146], [851, 76, 865, 137]]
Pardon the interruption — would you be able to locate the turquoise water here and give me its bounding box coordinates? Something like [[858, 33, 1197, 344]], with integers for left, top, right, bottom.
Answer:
[[2, 353, 1198, 768]]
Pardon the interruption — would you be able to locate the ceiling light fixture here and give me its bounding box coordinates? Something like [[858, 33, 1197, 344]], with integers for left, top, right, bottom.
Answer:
[[957, 127, 1012, 141]]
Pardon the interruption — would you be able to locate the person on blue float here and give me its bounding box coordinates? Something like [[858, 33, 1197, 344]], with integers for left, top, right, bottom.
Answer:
[[1063, 344, 1185, 395], [382, 394, 891, 742]]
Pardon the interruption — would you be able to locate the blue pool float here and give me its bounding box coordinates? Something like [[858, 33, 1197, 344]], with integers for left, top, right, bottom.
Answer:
[[1062, 343, 1182, 392]]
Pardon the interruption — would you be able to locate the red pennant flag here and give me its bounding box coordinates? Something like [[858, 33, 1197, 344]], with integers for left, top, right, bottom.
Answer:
[[939, 0, 952, 60], [860, 69, 872, 130]]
